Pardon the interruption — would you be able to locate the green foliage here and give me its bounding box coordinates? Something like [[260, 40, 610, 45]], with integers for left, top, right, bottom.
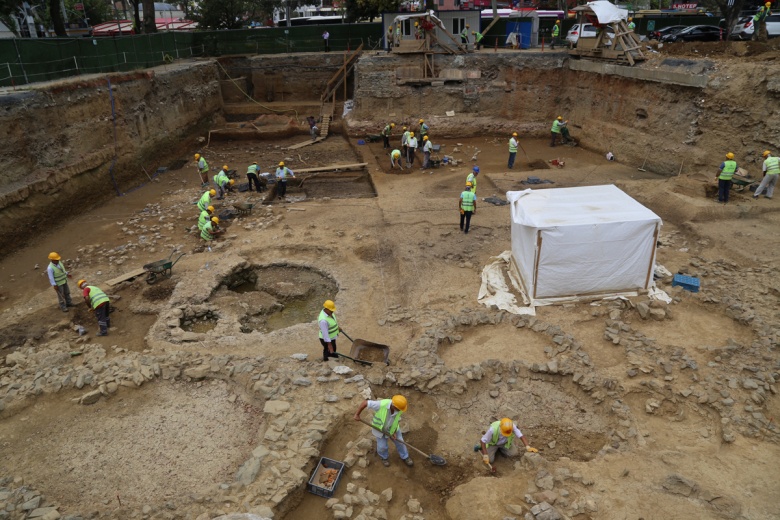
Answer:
[[344, 0, 400, 23], [0, 0, 20, 36], [64, 0, 111, 25]]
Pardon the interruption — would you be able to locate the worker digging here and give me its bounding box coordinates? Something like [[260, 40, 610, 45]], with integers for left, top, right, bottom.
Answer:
[[476, 418, 538, 473], [197, 188, 216, 213], [194, 153, 209, 187], [354, 395, 414, 467], [78, 279, 111, 336], [753, 150, 779, 200]]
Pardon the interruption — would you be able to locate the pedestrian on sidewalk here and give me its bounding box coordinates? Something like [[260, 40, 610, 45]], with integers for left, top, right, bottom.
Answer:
[[508, 132, 519, 169], [78, 280, 110, 336], [47, 252, 73, 312], [323, 30, 330, 51], [551, 20, 560, 49], [460, 181, 476, 234], [754, 150, 779, 200], [716, 152, 737, 204]]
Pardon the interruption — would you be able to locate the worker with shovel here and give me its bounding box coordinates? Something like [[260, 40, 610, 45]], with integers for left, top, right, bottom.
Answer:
[[78, 279, 110, 336], [197, 189, 216, 213], [47, 252, 73, 313], [354, 395, 414, 467], [198, 205, 215, 233], [390, 149, 404, 170], [508, 132, 519, 169], [194, 153, 209, 187], [401, 126, 410, 161], [476, 418, 538, 473], [318, 299, 349, 362]]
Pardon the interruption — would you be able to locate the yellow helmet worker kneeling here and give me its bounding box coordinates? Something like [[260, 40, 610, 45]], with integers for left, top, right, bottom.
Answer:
[[477, 417, 538, 472]]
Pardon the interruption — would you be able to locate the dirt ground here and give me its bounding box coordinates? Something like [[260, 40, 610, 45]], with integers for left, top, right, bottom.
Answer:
[[1, 121, 779, 520]]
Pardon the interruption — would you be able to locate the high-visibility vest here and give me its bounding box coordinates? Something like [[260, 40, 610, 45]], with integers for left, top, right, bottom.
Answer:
[[719, 160, 737, 181], [402, 131, 410, 145], [246, 164, 258, 174], [424, 140, 432, 152], [198, 157, 209, 172], [48, 262, 68, 286], [765, 156, 780, 175], [198, 210, 211, 230], [86, 286, 109, 309], [214, 171, 229, 187], [509, 138, 518, 153], [475, 32, 483, 42], [391, 149, 401, 159], [382, 125, 391, 136], [754, 6, 769, 21], [487, 420, 515, 449], [201, 222, 215, 241], [197, 191, 211, 211], [551, 120, 561, 133], [461, 190, 476, 211], [317, 309, 339, 339], [467, 173, 477, 194], [420, 123, 428, 136], [372, 399, 402, 435], [276, 167, 292, 180], [552, 25, 560, 37], [628, 22, 636, 30]]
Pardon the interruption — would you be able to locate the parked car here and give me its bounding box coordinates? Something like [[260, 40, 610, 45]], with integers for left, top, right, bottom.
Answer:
[[648, 25, 687, 41], [731, 14, 780, 39], [565, 23, 615, 45], [661, 25, 722, 42]]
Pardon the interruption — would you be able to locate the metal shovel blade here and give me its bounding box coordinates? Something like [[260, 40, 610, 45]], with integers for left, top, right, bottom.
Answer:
[[358, 418, 446, 466]]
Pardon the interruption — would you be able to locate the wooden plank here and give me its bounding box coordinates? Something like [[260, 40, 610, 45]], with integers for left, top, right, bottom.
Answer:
[[294, 163, 367, 174], [105, 267, 147, 287], [286, 137, 326, 150]]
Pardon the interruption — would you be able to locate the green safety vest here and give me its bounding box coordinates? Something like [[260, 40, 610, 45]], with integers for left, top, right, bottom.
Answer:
[[552, 25, 560, 37], [424, 140, 432, 152], [198, 157, 209, 172], [86, 286, 109, 309], [765, 156, 780, 175], [467, 173, 477, 194], [317, 309, 339, 339], [420, 123, 428, 136], [461, 190, 476, 211], [201, 222, 215, 241], [551, 120, 562, 133], [474, 32, 483, 42], [509, 138, 518, 153], [392, 149, 401, 159], [488, 420, 515, 448], [402, 131, 410, 145], [720, 160, 737, 180], [754, 6, 770, 21], [382, 125, 391, 136], [48, 262, 68, 286], [372, 399, 402, 436], [247, 164, 258, 174], [197, 191, 211, 211], [628, 22, 636, 30], [198, 210, 211, 230], [460, 28, 468, 38], [214, 171, 229, 187]]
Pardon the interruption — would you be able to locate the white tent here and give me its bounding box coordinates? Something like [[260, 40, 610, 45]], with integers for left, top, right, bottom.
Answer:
[[507, 185, 662, 306]]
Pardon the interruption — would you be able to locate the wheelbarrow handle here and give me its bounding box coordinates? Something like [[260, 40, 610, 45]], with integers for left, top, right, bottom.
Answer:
[[340, 330, 354, 342], [170, 253, 186, 266]]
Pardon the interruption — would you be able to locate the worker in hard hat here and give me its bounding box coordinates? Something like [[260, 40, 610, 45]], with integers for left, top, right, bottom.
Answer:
[[47, 252, 73, 312], [627, 17, 636, 32], [307, 115, 319, 141], [198, 205, 215, 232], [716, 152, 738, 204], [753, 2, 772, 42], [381, 122, 395, 149], [214, 165, 232, 200], [275, 162, 295, 200], [246, 162, 265, 192], [508, 132, 519, 169], [460, 24, 470, 45], [551, 20, 561, 49], [401, 126, 410, 161], [197, 189, 216, 213], [477, 418, 538, 472], [418, 119, 429, 139], [472, 30, 484, 50], [406, 131, 418, 166], [467, 165, 479, 196], [550, 116, 571, 147], [318, 299, 348, 362], [194, 153, 209, 187], [201, 216, 223, 241], [754, 150, 779, 200], [422, 135, 433, 169], [390, 149, 403, 170], [354, 395, 414, 467], [78, 279, 110, 336], [460, 181, 477, 234]]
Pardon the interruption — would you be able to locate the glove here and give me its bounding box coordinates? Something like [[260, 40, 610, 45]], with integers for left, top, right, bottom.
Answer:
[[460, 209, 465, 215], [482, 454, 490, 465], [526, 446, 538, 453]]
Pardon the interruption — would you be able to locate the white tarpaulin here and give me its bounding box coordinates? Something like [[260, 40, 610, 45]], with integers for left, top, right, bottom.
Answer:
[[586, 1, 628, 24], [507, 185, 662, 306]]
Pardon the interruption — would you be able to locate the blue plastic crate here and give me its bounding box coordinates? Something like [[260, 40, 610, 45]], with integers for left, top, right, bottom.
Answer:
[[307, 457, 345, 498], [672, 274, 700, 293]]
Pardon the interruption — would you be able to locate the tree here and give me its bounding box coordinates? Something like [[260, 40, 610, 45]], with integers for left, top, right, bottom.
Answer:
[[0, 0, 20, 37], [142, 0, 156, 32], [699, 0, 746, 39], [344, 0, 400, 23], [49, 0, 67, 36], [64, 0, 111, 26], [196, 0, 277, 29]]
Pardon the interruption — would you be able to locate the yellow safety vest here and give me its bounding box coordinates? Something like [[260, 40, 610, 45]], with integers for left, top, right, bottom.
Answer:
[[318, 309, 339, 339], [488, 420, 515, 448], [509, 138, 518, 153], [201, 222, 215, 241], [461, 190, 476, 211], [466, 173, 477, 194], [765, 156, 780, 175], [372, 399, 402, 435], [86, 286, 109, 309], [551, 120, 561, 133], [48, 262, 68, 286], [197, 192, 211, 211], [719, 160, 737, 181]]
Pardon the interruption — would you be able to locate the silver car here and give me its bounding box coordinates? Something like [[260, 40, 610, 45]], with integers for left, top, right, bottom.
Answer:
[[731, 13, 780, 40]]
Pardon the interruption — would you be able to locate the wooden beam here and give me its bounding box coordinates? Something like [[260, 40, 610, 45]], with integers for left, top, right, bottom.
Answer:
[[293, 163, 367, 174], [105, 267, 147, 286], [482, 15, 501, 37]]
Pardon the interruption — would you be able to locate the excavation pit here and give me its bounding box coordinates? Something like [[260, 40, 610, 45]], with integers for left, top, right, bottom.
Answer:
[[181, 311, 219, 333]]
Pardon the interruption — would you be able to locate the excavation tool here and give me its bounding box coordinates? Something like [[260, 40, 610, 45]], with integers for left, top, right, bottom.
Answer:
[[233, 201, 256, 217], [358, 418, 447, 466], [517, 140, 531, 162], [142, 250, 185, 284], [638, 155, 648, 172], [335, 352, 372, 367], [341, 331, 391, 365]]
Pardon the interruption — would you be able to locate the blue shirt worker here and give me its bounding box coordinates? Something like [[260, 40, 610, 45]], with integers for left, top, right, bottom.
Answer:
[[47, 251, 73, 312], [275, 162, 295, 199], [716, 152, 738, 204], [354, 395, 414, 467], [478, 418, 537, 472], [460, 182, 477, 234]]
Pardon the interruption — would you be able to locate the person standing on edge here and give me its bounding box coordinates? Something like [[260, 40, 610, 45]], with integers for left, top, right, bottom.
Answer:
[[276, 162, 295, 199], [401, 126, 410, 160], [422, 135, 433, 169], [322, 30, 330, 51], [407, 131, 418, 166], [508, 132, 519, 169], [460, 181, 476, 234], [354, 395, 414, 467], [716, 152, 737, 204], [246, 162, 263, 192], [753, 3, 772, 42], [78, 280, 110, 336], [381, 122, 395, 149], [476, 418, 537, 472], [551, 20, 560, 49], [754, 150, 779, 200], [47, 252, 73, 312], [318, 300, 345, 362], [194, 153, 209, 187], [467, 165, 479, 196]]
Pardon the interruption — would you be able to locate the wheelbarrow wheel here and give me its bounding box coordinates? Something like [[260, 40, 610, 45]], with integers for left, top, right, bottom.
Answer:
[[146, 272, 158, 285]]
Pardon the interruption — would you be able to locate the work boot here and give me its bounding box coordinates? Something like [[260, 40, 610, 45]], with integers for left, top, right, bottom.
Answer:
[[403, 458, 414, 467], [381, 459, 390, 467]]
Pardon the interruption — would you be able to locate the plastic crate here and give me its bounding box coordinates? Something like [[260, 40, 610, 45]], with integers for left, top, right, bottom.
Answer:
[[307, 457, 345, 498], [671, 274, 700, 293]]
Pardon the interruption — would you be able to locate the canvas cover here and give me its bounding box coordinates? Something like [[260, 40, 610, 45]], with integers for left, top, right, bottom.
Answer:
[[507, 185, 661, 305], [586, 1, 628, 24]]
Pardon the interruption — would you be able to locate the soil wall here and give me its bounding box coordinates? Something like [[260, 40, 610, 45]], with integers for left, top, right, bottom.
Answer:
[[0, 60, 222, 254]]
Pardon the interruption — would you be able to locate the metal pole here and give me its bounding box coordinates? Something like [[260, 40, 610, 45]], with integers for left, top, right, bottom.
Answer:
[[12, 38, 28, 84], [74, 56, 79, 74]]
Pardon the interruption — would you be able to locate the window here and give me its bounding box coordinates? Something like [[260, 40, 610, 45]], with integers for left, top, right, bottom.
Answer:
[[453, 18, 467, 34]]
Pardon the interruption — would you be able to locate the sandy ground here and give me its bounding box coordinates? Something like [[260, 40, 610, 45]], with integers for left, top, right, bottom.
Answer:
[[1, 129, 779, 520]]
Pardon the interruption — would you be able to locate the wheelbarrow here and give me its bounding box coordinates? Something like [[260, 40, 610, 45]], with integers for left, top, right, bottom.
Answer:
[[365, 134, 382, 143], [341, 331, 391, 366], [731, 170, 759, 192], [233, 201, 255, 217], [143, 250, 185, 284]]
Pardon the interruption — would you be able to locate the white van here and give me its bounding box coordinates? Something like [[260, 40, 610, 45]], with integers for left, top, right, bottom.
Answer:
[[565, 23, 615, 45]]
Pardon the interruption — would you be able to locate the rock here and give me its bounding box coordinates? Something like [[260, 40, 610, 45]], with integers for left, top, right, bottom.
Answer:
[[535, 471, 554, 491], [663, 474, 698, 497], [407, 498, 422, 513], [79, 389, 103, 405], [22, 496, 42, 510], [290, 353, 308, 361], [183, 366, 210, 380], [27, 508, 59, 519], [505, 504, 525, 515], [292, 378, 312, 386], [645, 399, 661, 414], [636, 302, 650, 319], [381, 488, 393, 502], [263, 401, 291, 415], [235, 457, 262, 485], [742, 378, 759, 389], [212, 515, 272, 520], [325, 498, 339, 509], [333, 365, 354, 375], [649, 308, 666, 321]]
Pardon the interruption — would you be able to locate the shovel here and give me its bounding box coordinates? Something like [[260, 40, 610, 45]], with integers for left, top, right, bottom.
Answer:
[[358, 418, 447, 466], [336, 352, 372, 367]]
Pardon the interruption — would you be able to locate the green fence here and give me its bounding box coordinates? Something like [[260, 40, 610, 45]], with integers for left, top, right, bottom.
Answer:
[[0, 23, 384, 88]]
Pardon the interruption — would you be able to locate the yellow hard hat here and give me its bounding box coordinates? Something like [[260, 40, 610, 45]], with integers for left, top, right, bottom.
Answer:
[[414, 21, 419, 26], [557, 116, 563, 120], [726, 152, 735, 159], [391, 395, 407, 412], [410, 131, 415, 137], [323, 299, 336, 311], [77, 279, 87, 288], [209, 189, 216, 196], [253, 161, 258, 164], [466, 181, 473, 187], [763, 150, 771, 157], [390, 123, 395, 127], [223, 165, 229, 170], [628, 17, 633, 21], [211, 217, 219, 224], [419, 119, 424, 123], [194, 153, 200, 160], [555, 20, 560, 24], [471, 31, 476, 34], [279, 162, 285, 167], [48, 252, 61, 261], [403, 126, 407, 130], [207, 205, 215, 212], [512, 132, 518, 137], [229, 179, 235, 185], [499, 418, 513, 437], [466, 24, 470, 28], [423, 135, 429, 140], [766, 2, 771, 6]]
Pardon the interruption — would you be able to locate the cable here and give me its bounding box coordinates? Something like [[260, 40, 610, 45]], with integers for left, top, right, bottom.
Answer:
[[216, 60, 301, 121]]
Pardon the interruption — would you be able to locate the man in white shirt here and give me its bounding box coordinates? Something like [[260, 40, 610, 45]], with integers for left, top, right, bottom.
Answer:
[[354, 395, 414, 467], [407, 132, 418, 166]]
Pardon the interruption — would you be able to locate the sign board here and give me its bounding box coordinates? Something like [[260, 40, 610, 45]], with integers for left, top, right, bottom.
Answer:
[[74, 2, 84, 10], [671, 3, 698, 8]]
